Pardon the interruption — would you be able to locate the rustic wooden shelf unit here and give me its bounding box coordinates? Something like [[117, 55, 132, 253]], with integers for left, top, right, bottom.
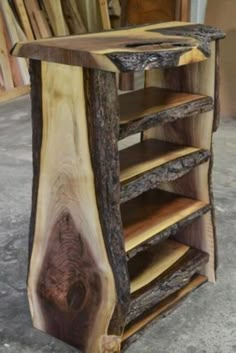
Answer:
[[12, 21, 225, 353]]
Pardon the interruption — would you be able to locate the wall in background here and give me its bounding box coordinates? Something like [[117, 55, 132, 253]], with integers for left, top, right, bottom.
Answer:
[[205, 0, 236, 118]]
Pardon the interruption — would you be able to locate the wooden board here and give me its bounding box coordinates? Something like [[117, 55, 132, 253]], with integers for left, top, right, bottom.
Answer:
[[27, 60, 129, 353], [120, 141, 210, 204], [61, 0, 87, 34], [0, 12, 14, 90], [129, 239, 189, 293], [0, 0, 29, 85], [24, 0, 52, 39], [121, 189, 209, 253], [12, 22, 225, 72], [119, 87, 213, 139], [76, 0, 103, 32], [121, 0, 177, 26], [123, 274, 207, 345], [42, 0, 69, 36], [120, 139, 206, 183], [127, 245, 208, 324], [99, 0, 111, 30], [13, 0, 34, 40]]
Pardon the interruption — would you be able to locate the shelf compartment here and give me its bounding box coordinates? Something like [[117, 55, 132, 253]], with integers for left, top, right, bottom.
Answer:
[[122, 274, 207, 348], [119, 87, 213, 139], [120, 139, 210, 203], [126, 240, 209, 324], [121, 189, 211, 255], [129, 239, 189, 294]]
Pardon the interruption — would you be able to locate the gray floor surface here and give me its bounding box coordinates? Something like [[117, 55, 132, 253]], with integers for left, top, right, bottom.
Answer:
[[0, 96, 236, 353]]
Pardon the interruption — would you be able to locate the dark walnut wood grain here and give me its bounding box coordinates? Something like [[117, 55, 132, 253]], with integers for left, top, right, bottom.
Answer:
[[119, 139, 211, 203], [37, 212, 103, 351], [11, 22, 225, 72], [126, 243, 209, 324], [119, 87, 213, 139], [122, 274, 207, 350]]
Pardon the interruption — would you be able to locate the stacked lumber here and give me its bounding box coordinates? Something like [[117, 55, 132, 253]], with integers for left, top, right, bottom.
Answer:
[[0, 0, 118, 103]]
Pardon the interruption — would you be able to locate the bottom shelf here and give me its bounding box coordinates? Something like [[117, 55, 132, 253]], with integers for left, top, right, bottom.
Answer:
[[123, 274, 207, 348], [126, 239, 209, 325]]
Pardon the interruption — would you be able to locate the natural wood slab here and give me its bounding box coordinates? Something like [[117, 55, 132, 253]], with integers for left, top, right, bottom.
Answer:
[[120, 139, 208, 183], [119, 87, 213, 139], [120, 142, 210, 204], [24, 0, 52, 39], [122, 274, 207, 347], [127, 245, 209, 324], [121, 189, 209, 253], [27, 61, 129, 353], [0, 12, 14, 90], [12, 22, 225, 72], [61, 0, 87, 34], [13, 0, 34, 40], [129, 239, 189, 293]]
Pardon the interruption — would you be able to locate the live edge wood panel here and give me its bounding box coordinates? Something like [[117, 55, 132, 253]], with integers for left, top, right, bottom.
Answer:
[[12, 22, 225, 73], [28, 60, 129, 353], [144, 41, 218, 282]]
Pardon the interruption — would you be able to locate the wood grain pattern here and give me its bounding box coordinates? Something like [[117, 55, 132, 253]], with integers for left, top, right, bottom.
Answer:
[[122, 274, 207, 348], [129, 240, 189, 293], [0, 0, 29, 84], [119, 87, 213, 139], [120, 147, 210, 204], [27, 61, 127, 353], [42, 0, 69, 36], [121, 189, 210, 253], [126, 245, 209, 324], [76, 0, 103, 32], [13, 0, 34, 40], [144, 41, 217, 283], [0, 12, 14, 90], [99, 0, 111, 30], [120, 139, 208, 183], [24, 0, 52, 39], [61, 0, 87, 34], [11, 22, 225, 72]]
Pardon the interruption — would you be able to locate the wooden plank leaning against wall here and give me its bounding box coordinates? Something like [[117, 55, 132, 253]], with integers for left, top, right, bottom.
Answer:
[[0, 0, 110, 104]]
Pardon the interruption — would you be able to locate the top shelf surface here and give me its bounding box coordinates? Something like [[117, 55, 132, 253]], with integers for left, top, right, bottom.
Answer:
[[12, 22, 225, 73]]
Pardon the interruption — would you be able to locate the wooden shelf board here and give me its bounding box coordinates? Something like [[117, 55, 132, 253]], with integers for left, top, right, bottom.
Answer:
[[120, 139, 203, 184], [123, 274, 207, 342], [121, 189, 209, 253], [129, 239, 189, 293], [119, 87, 209, 125]]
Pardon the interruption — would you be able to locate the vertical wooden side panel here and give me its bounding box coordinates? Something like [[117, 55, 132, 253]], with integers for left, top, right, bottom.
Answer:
[[84, 68, 130, 335], [28, 59, 42, 261], [144, 42, 217, 282], [28, 61, 126, 353]]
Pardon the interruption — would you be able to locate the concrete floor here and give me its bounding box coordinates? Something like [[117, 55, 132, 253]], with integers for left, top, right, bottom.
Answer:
[[0, 96, 236, 353]]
